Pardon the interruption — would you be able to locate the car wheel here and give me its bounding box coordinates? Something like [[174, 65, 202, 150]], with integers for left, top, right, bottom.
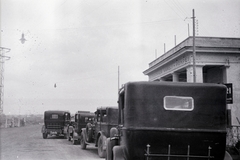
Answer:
[[98, 135, 106, 158], [67, 132, 71, 141], [80, 133, 86, 149], [43, 133, 48, 139], [72, 139, 77, 145]]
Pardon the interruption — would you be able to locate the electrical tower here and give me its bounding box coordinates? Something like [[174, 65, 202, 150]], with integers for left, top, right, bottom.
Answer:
[[0, 47, 10, 115]]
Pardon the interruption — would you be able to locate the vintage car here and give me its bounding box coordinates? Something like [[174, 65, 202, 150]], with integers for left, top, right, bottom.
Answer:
[[66, 111, 95, 144], [106, 81, 229, 160], [81, 107, 118, 158], [41, 110, 71, 139]]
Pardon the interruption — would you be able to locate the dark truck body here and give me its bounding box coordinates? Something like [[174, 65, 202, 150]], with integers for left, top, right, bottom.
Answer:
[[67, 111, 95, 144], [106, 82, 228, 160], [81, 107, 118, 158], [41, 110, 71, 139]]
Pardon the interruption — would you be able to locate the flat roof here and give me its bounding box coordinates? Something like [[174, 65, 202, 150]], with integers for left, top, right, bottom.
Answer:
[[144, 36, 240, 74]]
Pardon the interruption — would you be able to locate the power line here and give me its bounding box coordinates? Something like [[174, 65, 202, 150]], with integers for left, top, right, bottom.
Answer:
[[163, 0, 185, 21], [171, 0, 189, 18]]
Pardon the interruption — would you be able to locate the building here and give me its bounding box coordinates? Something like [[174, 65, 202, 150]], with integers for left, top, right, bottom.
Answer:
[[143, 36, 240, 125]]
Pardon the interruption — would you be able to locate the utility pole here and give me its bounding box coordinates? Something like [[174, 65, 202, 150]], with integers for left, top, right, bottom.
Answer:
[[174, 35, 176, 46], [118, 66, 120, 95], [0, 47, 11, 115], [192, 9, 196, 83], [164, 43, 166, 54]]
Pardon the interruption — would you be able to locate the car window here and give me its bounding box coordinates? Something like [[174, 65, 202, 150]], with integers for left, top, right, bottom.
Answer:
[[164, 96, 194, 111], [51, 114, 59, 119]]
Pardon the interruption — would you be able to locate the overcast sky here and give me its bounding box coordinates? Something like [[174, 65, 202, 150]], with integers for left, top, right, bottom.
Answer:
[[1, 0, 240, 115]]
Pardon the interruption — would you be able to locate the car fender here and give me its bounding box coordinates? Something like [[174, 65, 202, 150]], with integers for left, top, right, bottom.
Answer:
[[41, 125, 46, 133], [224, 151, 233, 160], [86, 123, 93, 142], [73, 128, 81, 139], [98, 130, 107, 137], [81, 128, 88, 144], [106, 137, 118, 160], [110, 127, 118, 137], [113, 145, 128, 160], [63, 126, 68, 134]]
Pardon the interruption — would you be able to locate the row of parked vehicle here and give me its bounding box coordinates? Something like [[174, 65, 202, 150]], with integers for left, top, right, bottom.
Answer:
[[41, 81, 238, 160]]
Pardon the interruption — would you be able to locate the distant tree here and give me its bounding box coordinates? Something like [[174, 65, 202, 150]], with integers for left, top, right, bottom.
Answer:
[[0, 114, 6, 127]]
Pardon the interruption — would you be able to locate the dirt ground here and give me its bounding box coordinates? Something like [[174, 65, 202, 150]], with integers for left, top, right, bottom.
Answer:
[[0, 125, 101, 160]]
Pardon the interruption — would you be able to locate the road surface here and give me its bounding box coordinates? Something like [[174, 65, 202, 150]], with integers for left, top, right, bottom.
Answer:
[[0, 125, 101, 160]]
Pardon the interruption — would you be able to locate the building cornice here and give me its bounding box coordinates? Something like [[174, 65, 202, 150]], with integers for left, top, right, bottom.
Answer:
[[144, 37, 240, 75]]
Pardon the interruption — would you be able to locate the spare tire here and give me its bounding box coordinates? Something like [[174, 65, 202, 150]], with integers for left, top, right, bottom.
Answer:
[[86, 123, 92, 142]]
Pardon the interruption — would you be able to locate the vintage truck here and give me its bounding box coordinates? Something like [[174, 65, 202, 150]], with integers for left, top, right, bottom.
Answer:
[[81, 107, 118, 158], [106, 81, 230, 160], [41, 110, 71, 139], [66, 111, 95, 144]]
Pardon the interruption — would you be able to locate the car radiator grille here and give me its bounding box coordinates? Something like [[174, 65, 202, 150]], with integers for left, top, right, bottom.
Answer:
[[47, 123, 61, 129]]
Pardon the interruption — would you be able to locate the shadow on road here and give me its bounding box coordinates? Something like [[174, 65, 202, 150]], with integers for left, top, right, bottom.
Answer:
[[84, 147, 98, 156], [42, 135, 65, 139]]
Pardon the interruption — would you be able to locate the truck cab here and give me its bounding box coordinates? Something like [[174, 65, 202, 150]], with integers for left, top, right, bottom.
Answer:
[[67, 111, 95, 144], [81, 107, 118, 158], [42, 110, 71, 139], [106, 82, 228, 160]]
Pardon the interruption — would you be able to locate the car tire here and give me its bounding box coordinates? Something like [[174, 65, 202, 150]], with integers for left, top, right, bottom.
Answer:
[[43, 133, 48, 139], [98, 135, 106, 158], [67, 132, 71, 141], [80, 132, 86, 149], [72, 139, 77, 145], [72, 131, 77, 145]]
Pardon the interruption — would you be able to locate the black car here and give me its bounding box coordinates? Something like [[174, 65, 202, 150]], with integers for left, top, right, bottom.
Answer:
[[41, 110, 71, 139], [106, 81, 228, 160]]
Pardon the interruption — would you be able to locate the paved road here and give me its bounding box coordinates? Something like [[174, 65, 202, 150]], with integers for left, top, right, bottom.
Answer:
[[0, 125, 101, 160]]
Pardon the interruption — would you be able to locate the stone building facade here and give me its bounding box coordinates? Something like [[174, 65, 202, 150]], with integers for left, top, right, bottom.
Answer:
[[144, 36, 240, 125]]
